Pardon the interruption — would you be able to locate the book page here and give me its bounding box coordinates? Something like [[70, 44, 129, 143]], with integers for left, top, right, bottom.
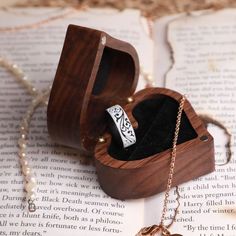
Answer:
[[0, 8, 153, 236], [153, 13, 184, 87], [149, 9, 236, 235]]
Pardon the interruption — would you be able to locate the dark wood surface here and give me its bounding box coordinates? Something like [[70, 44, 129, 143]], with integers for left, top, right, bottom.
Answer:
[[48, 25, 215, 200]]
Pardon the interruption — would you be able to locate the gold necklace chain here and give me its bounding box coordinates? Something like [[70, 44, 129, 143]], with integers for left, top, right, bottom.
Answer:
[[137, 96, 185, 236], [161, 96, 185, 226]]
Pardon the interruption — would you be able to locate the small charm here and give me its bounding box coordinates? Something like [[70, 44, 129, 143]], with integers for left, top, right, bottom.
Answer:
[[136, 225, 160, 236], [28, 199, 36, 212], [136, 225, 183, 236]]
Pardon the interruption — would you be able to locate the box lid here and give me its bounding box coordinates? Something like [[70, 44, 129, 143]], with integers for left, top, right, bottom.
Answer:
[[47, 25, 139, 156]]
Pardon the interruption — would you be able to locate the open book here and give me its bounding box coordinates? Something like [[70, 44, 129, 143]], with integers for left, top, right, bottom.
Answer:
[[0, 7, 235, 236]]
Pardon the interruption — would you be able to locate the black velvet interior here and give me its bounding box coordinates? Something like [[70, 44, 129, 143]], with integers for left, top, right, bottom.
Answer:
[[108, 95, 198, 161], [92, 48, 112, 95]]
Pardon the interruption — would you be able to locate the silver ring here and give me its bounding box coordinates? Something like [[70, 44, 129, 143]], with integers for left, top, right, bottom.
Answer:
[[106, 105, 136, 148]]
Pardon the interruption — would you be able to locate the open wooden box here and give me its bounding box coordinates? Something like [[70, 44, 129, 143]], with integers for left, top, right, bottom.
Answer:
[[47, 25, 215, 200]]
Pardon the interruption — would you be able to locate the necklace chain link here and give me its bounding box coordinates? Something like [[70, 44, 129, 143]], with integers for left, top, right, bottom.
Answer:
[[160, 96, 185, 225]]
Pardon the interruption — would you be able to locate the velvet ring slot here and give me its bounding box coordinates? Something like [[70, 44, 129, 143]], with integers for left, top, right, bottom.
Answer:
[[47, 25, 215, 200]]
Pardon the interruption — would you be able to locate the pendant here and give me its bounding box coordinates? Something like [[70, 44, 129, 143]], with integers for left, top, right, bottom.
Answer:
[[136, 225, 183, 236], [28, 199, 36, 212], [136, 225, 160, 235]]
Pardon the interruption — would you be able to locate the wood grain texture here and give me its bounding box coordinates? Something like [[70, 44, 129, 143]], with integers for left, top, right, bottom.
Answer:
[[47, 26, 215, 200], [95, 88, 215, 199], [47, 24, 139, 156]]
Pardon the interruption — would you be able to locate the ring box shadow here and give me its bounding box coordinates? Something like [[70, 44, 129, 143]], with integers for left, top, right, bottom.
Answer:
[[47, 25, 215, 200]]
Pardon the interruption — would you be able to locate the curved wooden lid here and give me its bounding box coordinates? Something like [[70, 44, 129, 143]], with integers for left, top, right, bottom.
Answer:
[[47, 25, 139, 156]]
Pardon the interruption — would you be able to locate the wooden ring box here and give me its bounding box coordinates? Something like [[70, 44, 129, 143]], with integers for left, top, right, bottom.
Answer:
[[47, 25, 215, 200]]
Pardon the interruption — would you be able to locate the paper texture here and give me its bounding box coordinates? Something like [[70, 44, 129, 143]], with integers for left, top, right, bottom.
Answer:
[[0, 8, 154, 236], [163, 9, 236, 235], [1, 6, 236, 236]]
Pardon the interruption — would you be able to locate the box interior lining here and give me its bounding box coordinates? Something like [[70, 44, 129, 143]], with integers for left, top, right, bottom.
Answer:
[[108, 95, 198, 161]]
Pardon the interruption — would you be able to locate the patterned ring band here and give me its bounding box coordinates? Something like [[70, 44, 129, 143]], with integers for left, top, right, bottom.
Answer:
[[106, 105, 136, 148]]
